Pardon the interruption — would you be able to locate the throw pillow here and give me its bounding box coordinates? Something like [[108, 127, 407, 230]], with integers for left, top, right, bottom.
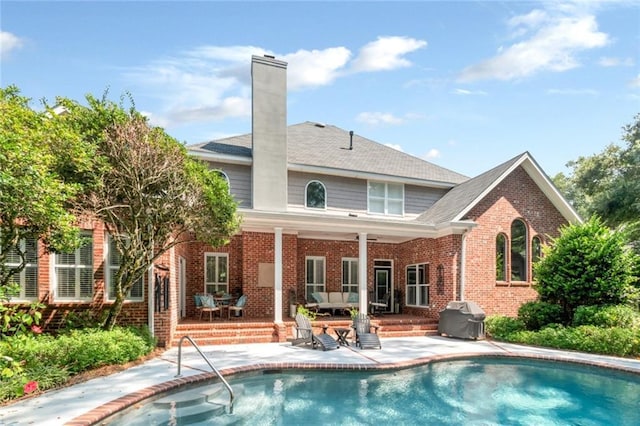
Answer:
[[347, 292, 358, 303]]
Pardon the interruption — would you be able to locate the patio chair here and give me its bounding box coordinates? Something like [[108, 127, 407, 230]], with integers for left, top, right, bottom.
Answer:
[[369, 292, 390, 316], [199, 294, 221, 321], [351, 313, 381, 349], [228, 294, 247, 319], [292, 313, 339, 351]]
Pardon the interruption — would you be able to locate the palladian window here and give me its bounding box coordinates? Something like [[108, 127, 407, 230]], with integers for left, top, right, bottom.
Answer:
[[510, 219, 528, 282], [496, 233, 507, 281]]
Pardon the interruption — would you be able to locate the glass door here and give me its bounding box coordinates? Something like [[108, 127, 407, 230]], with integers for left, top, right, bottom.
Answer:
[[374, 268, 391, 313]]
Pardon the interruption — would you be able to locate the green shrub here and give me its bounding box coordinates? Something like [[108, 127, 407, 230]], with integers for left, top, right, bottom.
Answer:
[[0, 326, 155, 401], [534, 216, 639, 321], [509, 325, 640, 357], [484, 315, 525, 339], [517, 301, 564, 330], [573, 304, 640, 329]]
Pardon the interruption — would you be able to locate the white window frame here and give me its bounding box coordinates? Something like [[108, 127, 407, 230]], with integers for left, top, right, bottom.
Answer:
[[2, 235, 38, 301], [341, 258, 358, 293], [305, 180, 327, 210], [217, 170, 231, 193], [367, 181, 404, 216], [55, 232, 94, 301], [204, 252, 228, 294], [305, 256, 326, 298], [405, 263, 429, 307], [105, 234, 144, 302]]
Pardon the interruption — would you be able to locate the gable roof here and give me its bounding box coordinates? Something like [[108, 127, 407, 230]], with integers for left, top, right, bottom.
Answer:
[[189, 121, 468, 187], [416, 152, 581, 225]]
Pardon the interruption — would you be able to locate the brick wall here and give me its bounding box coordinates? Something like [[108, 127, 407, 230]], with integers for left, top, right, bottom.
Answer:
[[462, 166, 568, 316]]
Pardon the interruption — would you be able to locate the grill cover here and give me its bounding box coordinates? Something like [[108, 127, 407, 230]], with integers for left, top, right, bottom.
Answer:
[[438, 301, 486, 339]]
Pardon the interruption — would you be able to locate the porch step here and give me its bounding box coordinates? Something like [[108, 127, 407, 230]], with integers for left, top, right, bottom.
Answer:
[[173, 321, 276, 346], [172, 316, 439, 347]]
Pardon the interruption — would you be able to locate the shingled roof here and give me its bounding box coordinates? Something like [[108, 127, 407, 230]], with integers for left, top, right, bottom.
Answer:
[[189, 121, 468, 186], [416, 152, 530, 224]]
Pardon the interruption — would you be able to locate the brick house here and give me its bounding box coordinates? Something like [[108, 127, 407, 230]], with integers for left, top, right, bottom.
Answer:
[[5, 55, 579, 346]]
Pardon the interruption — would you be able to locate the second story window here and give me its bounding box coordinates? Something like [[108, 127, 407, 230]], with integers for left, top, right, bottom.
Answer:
[[305, 181, 326, 209], [368, 181, 403, 215]]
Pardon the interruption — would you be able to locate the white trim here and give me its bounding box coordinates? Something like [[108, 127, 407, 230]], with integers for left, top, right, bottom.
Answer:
[[188, 150, 252, 166], [289, 163, 460, 189], [274, 227, 283, 323], [239, 209, 477, 240], [452, 153, 581, 224], [358, 232, 368, 313]]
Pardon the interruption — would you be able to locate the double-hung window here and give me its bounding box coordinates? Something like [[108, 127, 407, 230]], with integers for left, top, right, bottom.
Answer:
[[306, 256, 325, 297], [55, 233, 93, 301], [341, 258, 358, 293], [205, 253, 228, 294], [368, 181, 403, 215], [2, 235, 38, 300], [106, 235, 143, 301], [406, 263, 429, 307]]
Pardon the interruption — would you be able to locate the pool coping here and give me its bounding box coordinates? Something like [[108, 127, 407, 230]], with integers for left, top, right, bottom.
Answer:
[[66, 349, 640, 426]]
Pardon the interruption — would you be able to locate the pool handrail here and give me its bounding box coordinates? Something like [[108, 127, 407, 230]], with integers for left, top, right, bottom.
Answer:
[[175, 335, 235, 411]]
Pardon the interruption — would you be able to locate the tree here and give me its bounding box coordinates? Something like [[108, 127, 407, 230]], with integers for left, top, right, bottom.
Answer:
[[0, 87, 90, 296], [534, 217, 639, 323], [61, 95, 239, 329], [554, 114, 640, 250]]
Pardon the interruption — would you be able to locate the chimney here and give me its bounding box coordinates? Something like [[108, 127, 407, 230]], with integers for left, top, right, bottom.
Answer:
[[251, 55, 288, 211]]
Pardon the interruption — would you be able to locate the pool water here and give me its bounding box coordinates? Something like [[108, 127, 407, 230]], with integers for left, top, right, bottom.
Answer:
[[108, 358, 640, 425]]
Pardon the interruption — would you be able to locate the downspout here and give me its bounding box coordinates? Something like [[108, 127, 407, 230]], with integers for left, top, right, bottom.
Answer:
[[459, 230, 468, 302]]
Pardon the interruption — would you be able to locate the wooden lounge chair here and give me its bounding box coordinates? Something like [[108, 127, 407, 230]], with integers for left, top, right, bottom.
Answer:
[[292, 313, 339, 351], [351, 313, 381, 349]]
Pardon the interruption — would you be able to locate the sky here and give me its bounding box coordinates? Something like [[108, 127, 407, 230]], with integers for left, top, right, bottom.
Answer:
[[1, 1, 639, 178]]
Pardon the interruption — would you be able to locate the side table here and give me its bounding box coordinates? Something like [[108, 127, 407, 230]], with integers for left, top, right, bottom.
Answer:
[[334, 327, 350, 346]]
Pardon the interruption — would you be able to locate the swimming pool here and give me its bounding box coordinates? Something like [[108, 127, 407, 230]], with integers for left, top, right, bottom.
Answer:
[[106, 357, 640, 425]]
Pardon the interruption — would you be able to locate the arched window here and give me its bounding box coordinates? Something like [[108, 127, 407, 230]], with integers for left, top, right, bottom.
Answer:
[[305, 181, 326, 209], [216, 171, 230, 192], [511, 219, 528, 281], [532, 235, 542, 280], [496, 233, 507, 281]]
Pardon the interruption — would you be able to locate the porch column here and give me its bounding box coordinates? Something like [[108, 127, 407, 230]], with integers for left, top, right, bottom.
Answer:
[[358, 232, 368, 314], [274, 227, 283, 323]]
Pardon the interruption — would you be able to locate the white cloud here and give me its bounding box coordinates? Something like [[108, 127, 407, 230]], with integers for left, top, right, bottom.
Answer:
[[125, 37, 425, 127], [598, 56, 634, 67], [356, 112, 405, 125], [385, 143, 404, 152], [422, 148, 441, 160], [282, 47, 351, 89], [630, 74, 640, 88], [0, 31, 24, 58], [452, 88, 488, 96], [458, 10, 609, 82], [350, 36, 427, 72]]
